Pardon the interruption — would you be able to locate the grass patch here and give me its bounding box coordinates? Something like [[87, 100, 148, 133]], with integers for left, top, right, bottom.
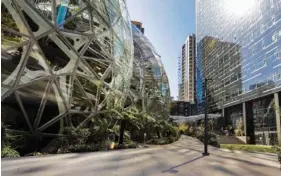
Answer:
[[220, 144, 281, 153]]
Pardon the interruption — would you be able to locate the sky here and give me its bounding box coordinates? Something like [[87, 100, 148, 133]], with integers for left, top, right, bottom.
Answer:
[[126, 0, 195, 99]]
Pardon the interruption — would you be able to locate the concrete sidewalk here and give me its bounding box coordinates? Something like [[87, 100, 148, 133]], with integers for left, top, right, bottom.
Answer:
[[2, 136, 280, 176]]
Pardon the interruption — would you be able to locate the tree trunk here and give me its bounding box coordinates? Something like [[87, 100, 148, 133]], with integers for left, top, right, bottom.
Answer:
[[157, 129, 161, 139], [119, 120, 126, 145]]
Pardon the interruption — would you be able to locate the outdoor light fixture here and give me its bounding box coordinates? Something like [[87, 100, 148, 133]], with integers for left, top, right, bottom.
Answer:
[[202, 78, 213, 156]]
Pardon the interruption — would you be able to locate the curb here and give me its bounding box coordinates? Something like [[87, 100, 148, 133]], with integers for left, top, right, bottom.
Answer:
[[218, 148, 278, 156]]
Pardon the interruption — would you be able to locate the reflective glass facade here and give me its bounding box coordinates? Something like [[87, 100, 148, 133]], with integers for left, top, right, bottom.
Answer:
[[196, 0, 281, 111]]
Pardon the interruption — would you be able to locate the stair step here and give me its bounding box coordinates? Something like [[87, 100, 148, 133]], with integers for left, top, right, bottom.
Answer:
[[217, 135, 245, 144]]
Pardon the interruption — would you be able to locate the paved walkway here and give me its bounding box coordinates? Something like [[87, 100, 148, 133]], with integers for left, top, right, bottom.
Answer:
[[2, 136, 280, 176]]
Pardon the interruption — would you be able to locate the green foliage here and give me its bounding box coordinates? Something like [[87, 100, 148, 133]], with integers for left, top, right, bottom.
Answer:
[[178, 123, 188, 134], [1, 146, 20, 158], [62, 127, 91, 145], [1, 8, 19, 31], [147, 136, 179, 145], [57, 127, 112, 153], [220, 144, 281, 153], [235, 118, 244, 136], [25, 152, 44, 157], [58, 141, 110, 153], [1, 124, 21, 157], [189, 125, 219, 147], [117, 140, 138, 149]]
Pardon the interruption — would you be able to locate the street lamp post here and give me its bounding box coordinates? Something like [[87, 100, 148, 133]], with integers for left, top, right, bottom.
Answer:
[[203, 78, 211, 156]]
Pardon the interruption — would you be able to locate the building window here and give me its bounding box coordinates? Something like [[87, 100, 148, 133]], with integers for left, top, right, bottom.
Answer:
[[272, 33, 278, 42], [272, 15, 276, 24], [250, 32, 253, 42], [275, 50, 280, 60], [270, 0, 274, 8], [263, 57, 267, 66], [260, 24, 265, 33]]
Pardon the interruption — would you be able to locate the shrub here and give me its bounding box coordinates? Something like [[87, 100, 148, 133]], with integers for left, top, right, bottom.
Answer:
[[194, 128, 219, 147], [117, 140, 138, 149], [62, 127, 91, 145], [178, 123, 188, 134], [146, 136, 178, 145], [57, 140, 110, 153], [1, 146, 20, 158], [25, 152, 44, 156], [188, 127, 195, 136]]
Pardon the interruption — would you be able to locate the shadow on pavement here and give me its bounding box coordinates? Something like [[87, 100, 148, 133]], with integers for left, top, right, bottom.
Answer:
[[21, 165, 49, 174], [212, 165, 239, 176], [162, 155, 204, 174]]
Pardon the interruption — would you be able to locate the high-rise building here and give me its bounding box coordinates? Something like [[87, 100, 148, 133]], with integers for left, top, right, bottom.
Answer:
[[178, 56, 182, 100], [196, 0, 281, 145], [131, 20, 145, 34], [179, 34, 196, 103]]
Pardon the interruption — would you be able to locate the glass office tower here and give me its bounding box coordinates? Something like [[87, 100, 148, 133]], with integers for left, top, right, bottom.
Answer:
[[196, 0, 281, 145]]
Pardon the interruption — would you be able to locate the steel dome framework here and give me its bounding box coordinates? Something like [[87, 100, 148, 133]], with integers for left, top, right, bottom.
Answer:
[[1, 0, 134, 136], [130, 24, 170, 119]]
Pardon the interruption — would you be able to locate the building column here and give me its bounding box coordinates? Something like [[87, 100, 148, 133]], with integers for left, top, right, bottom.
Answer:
[[222, 108, 227, 127], [274, 93, 281, 146], [242, 102, 248, 143]]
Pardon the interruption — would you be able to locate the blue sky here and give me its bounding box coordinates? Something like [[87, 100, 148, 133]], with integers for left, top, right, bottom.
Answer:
[[126, 0, 195, 99]]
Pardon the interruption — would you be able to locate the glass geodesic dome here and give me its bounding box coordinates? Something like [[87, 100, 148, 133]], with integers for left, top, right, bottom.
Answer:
[[130, 24, 170, 118], [1, 0, 133, 135]]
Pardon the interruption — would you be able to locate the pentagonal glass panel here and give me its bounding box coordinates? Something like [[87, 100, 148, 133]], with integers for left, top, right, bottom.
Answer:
[[70, 78, 95, 113], [17, 78, 51, 126], [37, 36, 71, 72], [39, 32, 79, 75], [84, 38, 111, 60], [104, 0, 120, 25], [76, 60, 98, 78], [70, 113, 89, 128], [1, 43, 31, 86], [1, 31, 29, 52], [1, 93, 33, 133], [76, 75, 100, 107], [1, 1, 31, 36], [82, 57, 110, 79], [38, 82, 67, 134], [18, 44, 52, 85], [63, 33, 89, 54]]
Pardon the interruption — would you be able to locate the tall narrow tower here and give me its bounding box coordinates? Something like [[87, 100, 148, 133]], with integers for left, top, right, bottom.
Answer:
[[180, 34, 196, 103]]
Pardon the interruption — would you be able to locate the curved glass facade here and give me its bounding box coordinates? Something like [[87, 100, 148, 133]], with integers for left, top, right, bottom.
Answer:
[[1, 0, 134, 135], [131, 24, 170, 118], [196, 0, 281, 111]]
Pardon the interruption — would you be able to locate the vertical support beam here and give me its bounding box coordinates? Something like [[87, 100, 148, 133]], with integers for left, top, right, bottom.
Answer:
[[203, 78, 209, 156], [222, 108, 226, 128], [52, 0, 57, 25], [242, 102, 247, 137], [274, 93, 281, 145]]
